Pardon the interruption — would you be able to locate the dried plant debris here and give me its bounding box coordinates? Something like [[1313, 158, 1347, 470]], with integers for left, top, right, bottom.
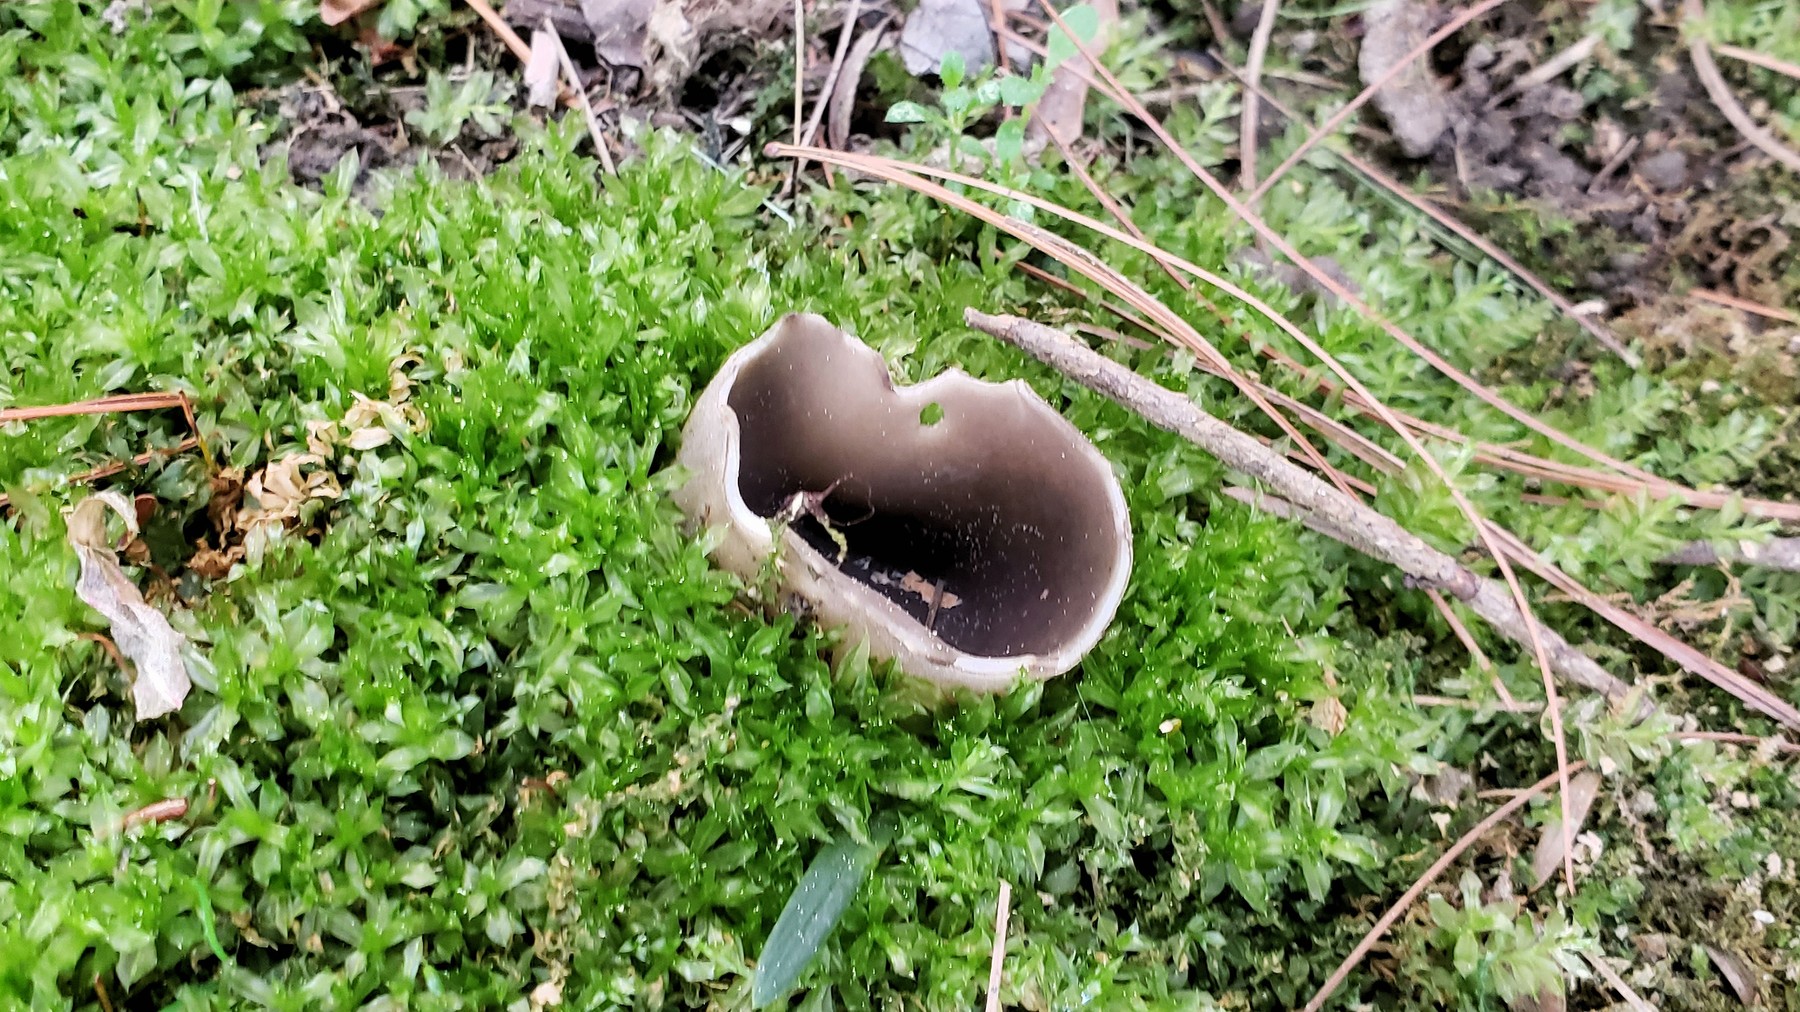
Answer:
[[66, 492, 192, 720], [576, 0, 788, 96]]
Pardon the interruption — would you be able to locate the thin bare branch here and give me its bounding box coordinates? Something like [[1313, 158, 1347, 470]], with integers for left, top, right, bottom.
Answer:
[[1663, 537, 1800, 572], [799, 0, 864, 152], [1240, 0, 1282, 196], [0, 437, 202, 512], [1691, 286, 1800, 324], [545, 17, 616, 174], [1713, 42, 1800, 83], [1301, 763, 1584, 1012], [969, 310, 1635, 704], [0, 392, 188, 423], [463, 0, 533, 62]]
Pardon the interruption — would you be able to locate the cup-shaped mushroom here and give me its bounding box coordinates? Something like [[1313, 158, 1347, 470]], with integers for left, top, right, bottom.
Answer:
[[674, 313, 1132, 691]]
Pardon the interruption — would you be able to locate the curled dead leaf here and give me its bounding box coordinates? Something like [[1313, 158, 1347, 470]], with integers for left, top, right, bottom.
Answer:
[[67, 492, 193, 720], [238, 454, 341, 533], [188, 537, 246, 581], [345, 426, 396, 450], [1703, 943, 1761, 1006], [1530, 769, 1602, 890]]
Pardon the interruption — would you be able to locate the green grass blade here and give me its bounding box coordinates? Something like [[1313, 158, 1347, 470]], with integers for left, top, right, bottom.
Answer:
[[751, 834, 884, 1008]]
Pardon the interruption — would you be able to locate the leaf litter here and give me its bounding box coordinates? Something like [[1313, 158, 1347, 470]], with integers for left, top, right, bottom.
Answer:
[[66, 492, 193, 720]]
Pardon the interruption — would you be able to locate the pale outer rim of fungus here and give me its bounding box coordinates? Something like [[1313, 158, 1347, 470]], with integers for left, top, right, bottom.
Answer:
[[674, 313, 1133, 692]]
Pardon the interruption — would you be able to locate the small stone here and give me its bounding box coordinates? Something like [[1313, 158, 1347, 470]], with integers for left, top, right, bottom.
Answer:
[[1638, 149, 1689, 190]]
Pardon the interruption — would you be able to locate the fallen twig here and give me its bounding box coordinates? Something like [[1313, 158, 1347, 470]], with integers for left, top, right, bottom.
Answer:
[[1240, 0, 1282, 197], [798, 0, 865, 155], [1674, 731, 1800, 755], [1690, 286, 1800, 324], [1712, 42, 1800, 84], [463, 0, 532, 64], [0, 437, 200, 512], [1489, 32, 1602, 107], [967, 309, 1635, 705], [463, 0, 581, 109], [1301, 762, 1582, 1012], [1662, 537, 1800, 573], [121, 798, 190, 832], [1482, 521, 1800, 729], [985, 880, 1012, 1012], [0, 392, 189, 423], [780, 141, 1800, 723], [544, 17, 616, 174], [1683, 0, 1800, 173], [0, 388, 208, 466]]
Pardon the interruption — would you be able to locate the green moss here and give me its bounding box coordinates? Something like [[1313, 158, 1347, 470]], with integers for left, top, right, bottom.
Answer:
[[3, 3, 1798, 1010]]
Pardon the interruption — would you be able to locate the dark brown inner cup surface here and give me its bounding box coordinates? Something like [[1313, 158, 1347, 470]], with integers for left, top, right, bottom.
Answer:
[[725, 322, 1122, 658]]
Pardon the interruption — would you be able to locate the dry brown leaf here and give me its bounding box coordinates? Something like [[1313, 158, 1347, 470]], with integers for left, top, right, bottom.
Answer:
[[206, 467, 245, 535], [1026, 0, 1116, 151], [1703, 944, 1761, 1006], [238, 454, 341, 532], [1529, 769, 1602, 890], [188, 537, 245, 581], [583, 0, 655, 68], [321, 0, 383, 27], [827, 22, 891, 150], [67, 492, 192, 720]]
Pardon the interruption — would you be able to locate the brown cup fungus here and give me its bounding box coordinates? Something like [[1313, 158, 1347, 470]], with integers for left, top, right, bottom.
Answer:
[[673, 314, 1132, 691]]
